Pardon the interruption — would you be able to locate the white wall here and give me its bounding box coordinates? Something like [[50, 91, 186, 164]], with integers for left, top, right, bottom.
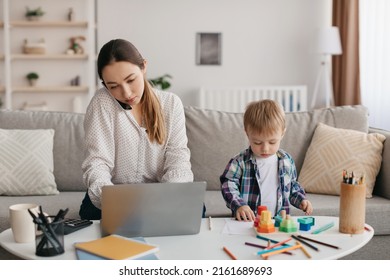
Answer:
[[97, 0, 332, 108]]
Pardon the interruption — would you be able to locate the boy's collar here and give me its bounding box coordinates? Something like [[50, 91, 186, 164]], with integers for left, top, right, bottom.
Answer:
[[248, 147, 286, 163]]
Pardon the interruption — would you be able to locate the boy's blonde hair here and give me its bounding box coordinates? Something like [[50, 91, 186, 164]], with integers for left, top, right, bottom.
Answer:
[[243, 99, 286, 135]]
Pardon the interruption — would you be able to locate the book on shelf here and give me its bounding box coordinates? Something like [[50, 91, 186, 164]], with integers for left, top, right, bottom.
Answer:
[[74, 235, 159, 260]]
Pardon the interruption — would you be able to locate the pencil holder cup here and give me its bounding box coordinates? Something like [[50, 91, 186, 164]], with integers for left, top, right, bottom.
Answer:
[[35, 216, 65, 257], [339, 183, 366, 234]]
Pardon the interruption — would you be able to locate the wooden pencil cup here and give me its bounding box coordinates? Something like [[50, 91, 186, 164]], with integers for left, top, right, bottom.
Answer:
[[339, 183, 366, 234]]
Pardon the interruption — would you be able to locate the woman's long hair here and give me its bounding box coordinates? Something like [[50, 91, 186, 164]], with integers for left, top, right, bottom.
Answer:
[[97, 39, 166, 145]]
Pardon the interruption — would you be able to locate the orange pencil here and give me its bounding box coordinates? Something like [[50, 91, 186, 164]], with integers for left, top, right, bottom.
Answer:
[[261, 244, 301, 259], [223, 246, 237, 260], [296, 241, 312, 259], [265, 237, 292, 249]]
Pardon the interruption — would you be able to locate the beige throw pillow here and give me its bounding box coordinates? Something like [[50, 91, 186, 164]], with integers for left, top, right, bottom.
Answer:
[[298, 123, 385, 198], [0, 129, 58, 195]]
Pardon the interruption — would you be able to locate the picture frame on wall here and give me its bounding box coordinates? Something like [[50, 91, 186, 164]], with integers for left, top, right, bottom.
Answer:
[[196, 33, 222, 65]]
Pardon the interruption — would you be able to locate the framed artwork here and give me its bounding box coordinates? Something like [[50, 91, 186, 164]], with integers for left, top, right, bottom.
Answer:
[[196, 33, 222, 65]]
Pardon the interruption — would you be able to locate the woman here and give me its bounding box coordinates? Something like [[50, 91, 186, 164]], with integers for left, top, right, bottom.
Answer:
[[79, 39, 194, 220]]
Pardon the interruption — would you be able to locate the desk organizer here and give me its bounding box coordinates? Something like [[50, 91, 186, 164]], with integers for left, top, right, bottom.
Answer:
[[339, 182, 366, 234], [35, 216, 65, 257]]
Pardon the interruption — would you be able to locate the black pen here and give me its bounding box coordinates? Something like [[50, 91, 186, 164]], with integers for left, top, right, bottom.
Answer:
[[31, 211, 61, 253], [53, 208, 69, 223]]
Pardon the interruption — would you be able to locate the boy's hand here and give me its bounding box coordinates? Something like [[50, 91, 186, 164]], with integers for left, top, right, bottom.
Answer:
[[300, 200, 313, 215], [235, 205, 256, 221]]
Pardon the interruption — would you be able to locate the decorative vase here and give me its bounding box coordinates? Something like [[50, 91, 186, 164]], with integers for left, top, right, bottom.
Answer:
[[28, 79, 38, 87], [26, 15, 41, 21]]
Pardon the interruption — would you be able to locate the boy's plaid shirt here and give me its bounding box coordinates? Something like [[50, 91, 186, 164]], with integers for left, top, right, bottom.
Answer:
[[220, 148, 306, 215]]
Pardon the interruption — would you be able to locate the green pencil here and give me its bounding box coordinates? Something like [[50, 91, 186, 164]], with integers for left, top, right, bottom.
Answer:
[[312, 221, 335, 234]]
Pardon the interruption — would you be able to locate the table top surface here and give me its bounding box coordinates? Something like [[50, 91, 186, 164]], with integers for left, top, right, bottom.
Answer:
[[0, 216, 374, 260]]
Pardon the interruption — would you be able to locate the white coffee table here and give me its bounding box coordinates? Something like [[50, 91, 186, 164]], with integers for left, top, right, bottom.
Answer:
[[0, 216, 374, 260]]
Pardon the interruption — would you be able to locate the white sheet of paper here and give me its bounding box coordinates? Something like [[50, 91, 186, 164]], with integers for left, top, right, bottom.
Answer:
[[222, 218, 254, 235]]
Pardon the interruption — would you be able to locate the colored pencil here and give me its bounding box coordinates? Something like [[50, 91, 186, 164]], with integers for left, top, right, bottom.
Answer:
[[223, 246, 237, 260], [297, 235, 340, 249], [296, 241, 312, 259], [311, 221, 335, 234], [257, 245, 293, 255], [244, 242, 293, 255], [291, 235, 319, 251], [265, 237, 292, 249], [260, 244, 301, 259], [256, 235, 289, 246]]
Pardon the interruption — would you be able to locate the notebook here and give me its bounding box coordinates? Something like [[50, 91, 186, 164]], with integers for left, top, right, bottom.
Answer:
[[100, 182, 207, 237], [75, 249, 159, 260], [74, 235, 158, 260], [75, 237, 159, 260]]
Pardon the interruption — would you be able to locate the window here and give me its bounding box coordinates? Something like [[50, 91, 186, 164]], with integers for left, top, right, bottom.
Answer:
[[360, 0, 390, 130]]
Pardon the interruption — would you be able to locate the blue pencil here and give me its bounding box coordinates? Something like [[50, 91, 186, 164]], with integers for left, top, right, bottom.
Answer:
[[312, 221, 335, 234], [257, 245, 292, 255]]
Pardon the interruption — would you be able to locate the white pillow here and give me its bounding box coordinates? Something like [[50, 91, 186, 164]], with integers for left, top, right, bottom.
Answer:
[[0, 129, 58, 195], [298, 123, 385, 198]]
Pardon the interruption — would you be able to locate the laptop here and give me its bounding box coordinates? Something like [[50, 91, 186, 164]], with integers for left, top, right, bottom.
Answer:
[[100, 182, 207, 237]]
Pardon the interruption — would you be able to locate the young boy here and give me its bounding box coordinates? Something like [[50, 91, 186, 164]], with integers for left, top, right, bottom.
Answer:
[[220, 99, 313, 221]]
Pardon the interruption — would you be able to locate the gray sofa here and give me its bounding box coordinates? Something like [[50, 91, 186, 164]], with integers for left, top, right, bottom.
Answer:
[[1, 105, 390, 259]]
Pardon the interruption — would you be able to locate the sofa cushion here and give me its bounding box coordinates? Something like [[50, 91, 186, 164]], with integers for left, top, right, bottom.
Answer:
[[185, 105, 369, 192], [282, 105, 369, 173], [0, 128, 58, 195], [185, 107, 247, 191], [299, 123, 385, 198], [369, 127, 390, 199], [0, 110, 86, 192]]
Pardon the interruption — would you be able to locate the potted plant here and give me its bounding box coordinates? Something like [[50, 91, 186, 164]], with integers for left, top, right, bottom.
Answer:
[[26, 72, 39, 86], [149, 74, 172, 90], [25, 7, 45, 21]]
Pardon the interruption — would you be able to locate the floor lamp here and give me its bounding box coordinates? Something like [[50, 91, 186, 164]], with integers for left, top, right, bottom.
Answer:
[[311, 26, 342, 108]]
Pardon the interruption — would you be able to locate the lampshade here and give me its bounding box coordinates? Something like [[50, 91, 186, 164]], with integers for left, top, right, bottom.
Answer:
[[311, 26, 342, 55]]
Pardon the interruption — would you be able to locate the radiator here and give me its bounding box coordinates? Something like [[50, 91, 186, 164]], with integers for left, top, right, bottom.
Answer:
[[199, 86, 307, 112]]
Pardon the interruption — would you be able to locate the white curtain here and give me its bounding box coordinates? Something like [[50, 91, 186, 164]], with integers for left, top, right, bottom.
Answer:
[[359, 0, 390, 130]]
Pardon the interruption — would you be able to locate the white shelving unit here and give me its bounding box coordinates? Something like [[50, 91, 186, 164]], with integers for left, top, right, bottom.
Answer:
[[1, 0, 96, 112], [10, 20, 89, 28]]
